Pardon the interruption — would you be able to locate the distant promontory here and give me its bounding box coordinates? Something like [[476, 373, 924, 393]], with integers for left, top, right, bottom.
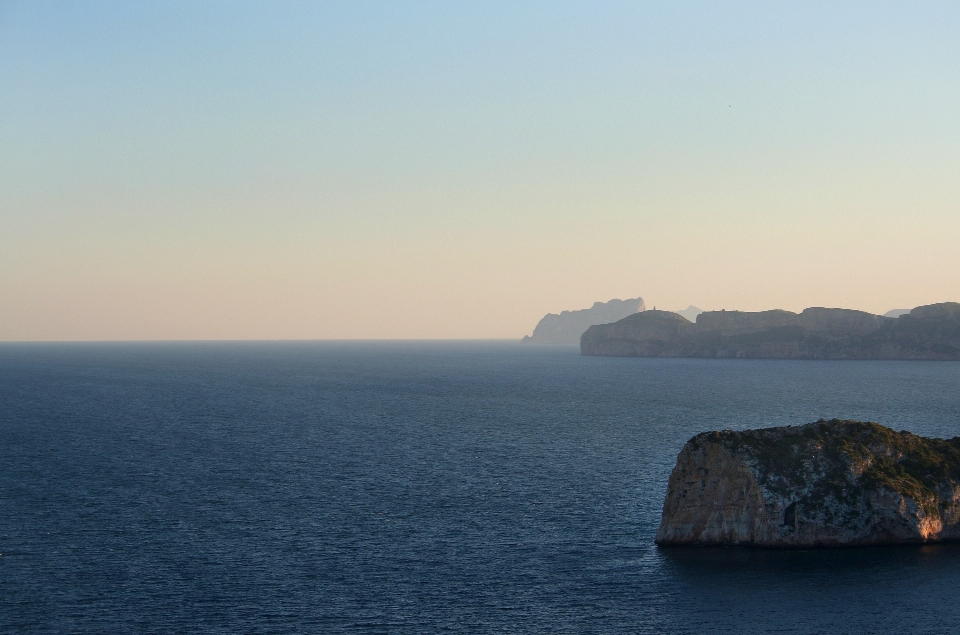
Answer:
[[581, 302, 960, 360], [522, 297, 644, 346]]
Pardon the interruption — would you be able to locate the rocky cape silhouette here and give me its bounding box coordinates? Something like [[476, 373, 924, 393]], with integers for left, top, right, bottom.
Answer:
[[522, 297, 644, 346], [581, 302, 960, 360], [656, 420, 960, 547]]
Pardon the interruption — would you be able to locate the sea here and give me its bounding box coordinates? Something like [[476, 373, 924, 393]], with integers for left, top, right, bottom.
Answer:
[[2, 341, 960, 634]]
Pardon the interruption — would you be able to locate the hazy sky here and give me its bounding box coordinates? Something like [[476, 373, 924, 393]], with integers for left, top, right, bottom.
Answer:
[[3, 1, 959, 340]]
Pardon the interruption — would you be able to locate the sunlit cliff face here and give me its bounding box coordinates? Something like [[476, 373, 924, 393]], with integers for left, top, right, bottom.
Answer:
[[657, 420, 960, 547]]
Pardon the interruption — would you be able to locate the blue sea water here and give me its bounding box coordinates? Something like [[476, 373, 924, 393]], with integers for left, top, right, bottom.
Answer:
[[2, 342, 960, 634]]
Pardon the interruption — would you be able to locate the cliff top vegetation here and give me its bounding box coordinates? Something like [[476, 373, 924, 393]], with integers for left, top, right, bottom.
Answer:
[[695, 420, 960, 520]]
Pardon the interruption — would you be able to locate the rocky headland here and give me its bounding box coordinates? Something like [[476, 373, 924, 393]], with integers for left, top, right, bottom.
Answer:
[[522, 297, 644, 346], [581, 302, 960, 360], [656, 420, 960, 547]]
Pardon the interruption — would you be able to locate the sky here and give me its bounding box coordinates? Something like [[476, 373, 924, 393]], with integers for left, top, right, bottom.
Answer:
[[2, 1, 959, 340]]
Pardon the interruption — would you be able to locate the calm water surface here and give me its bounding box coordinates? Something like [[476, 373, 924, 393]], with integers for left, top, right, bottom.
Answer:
[[2, 342, 959, 634]]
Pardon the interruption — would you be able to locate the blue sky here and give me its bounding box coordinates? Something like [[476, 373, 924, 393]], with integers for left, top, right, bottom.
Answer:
[[2, 1, 959, 339]]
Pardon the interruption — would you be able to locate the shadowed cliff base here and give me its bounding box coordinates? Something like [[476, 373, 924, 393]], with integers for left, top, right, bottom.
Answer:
[[581, 302, 960, 360], [657, 420, 960, 548]]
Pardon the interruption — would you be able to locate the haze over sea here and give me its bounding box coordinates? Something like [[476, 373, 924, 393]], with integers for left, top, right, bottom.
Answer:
[[2, 342, 960, 634]]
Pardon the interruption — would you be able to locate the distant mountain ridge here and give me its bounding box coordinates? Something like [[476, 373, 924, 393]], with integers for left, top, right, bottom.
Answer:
[[522, 297, 645, 346], [674, 306, 703, 322], [581, 302, 960, 360]]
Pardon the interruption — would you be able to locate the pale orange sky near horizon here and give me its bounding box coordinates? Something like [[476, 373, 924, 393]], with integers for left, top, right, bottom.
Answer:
[[3, 2, 959, 341]]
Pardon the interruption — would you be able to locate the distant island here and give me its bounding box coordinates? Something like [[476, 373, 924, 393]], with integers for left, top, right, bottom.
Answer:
[[581, 302, 960, 360], [656, 419, 960, 547], [522, 297, 644, 346], [674, 305, 703, 322]]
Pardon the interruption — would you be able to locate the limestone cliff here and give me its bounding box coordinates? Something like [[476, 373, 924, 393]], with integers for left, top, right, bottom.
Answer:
[[656, 420, 960, 547], [522, 297, 644, 346], [581, 302, 960, 360]]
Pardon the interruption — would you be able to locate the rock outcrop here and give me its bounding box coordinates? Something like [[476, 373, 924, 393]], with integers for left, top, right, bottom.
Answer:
[[522, 297, 644, 346], [656, 420, 960, 547], [581, 302, 960, 360]]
